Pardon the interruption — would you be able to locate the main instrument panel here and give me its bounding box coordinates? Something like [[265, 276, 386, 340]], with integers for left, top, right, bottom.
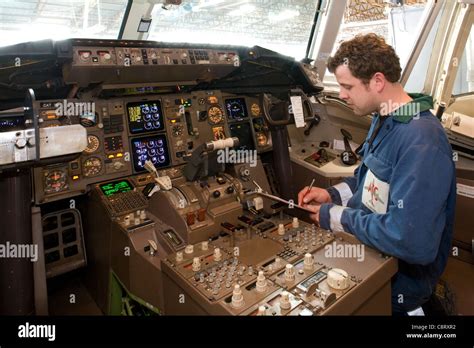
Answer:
[[33, 91, 271, 203]]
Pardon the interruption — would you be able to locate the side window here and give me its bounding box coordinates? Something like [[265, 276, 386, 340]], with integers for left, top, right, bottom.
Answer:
[[453, 24, 474, 95], [323, 0, 432, 85]]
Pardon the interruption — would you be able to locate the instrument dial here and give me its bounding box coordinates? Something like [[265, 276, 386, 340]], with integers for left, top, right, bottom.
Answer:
[[251, 103, 261, 117], [44, 169, 68, 194], [84, 135, 100, 154], [208, 106, 224, 124], [83, 157, 103, 177], [172, 124, 184, 136]]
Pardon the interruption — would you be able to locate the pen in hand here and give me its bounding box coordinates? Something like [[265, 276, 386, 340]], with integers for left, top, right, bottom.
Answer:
[[303, 178, 316, 204]]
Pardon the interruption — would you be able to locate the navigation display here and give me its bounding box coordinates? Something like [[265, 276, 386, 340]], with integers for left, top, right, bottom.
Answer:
[[225, 98, 248, 120], [127, 100, 164, 134], [131, 134, 170, 172]]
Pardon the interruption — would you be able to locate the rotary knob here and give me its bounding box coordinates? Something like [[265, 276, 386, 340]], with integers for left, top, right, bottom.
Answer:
[[327, 268, 350, 290], [212, 190, 221, 198]]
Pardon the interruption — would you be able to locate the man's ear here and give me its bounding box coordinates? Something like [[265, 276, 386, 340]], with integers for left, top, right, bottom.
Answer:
[[371, 72, 386, 93]]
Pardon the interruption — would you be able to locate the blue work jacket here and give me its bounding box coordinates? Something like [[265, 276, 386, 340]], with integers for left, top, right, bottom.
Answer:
[[319, 94, 457, 312]]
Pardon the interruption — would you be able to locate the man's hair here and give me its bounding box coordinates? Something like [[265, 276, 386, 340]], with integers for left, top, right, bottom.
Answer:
[[327, 33, 402, 84]]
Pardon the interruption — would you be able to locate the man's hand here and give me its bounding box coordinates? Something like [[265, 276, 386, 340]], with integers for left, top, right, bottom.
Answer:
[[297, 186, 332, 206], [297, 186, 331, 225], [303, 204, 321, 224]]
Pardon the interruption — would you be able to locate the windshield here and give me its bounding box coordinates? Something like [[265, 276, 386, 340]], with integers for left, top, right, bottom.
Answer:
[[0, 0, 128, 47], [148, 0, 320, 60]]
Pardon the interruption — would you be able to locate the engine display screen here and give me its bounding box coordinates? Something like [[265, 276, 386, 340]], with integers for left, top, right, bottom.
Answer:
[[225, 98, 248, 120], [131, 134, 170, 172], [127, 100, 164, 134], [100, 179, 133, 197], [229, 122, 255, 151]]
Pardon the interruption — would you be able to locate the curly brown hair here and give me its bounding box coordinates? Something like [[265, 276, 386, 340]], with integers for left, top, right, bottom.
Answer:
[[327, 33, 402, 84]]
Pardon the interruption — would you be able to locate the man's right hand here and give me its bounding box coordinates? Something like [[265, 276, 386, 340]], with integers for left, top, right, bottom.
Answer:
[[297, 186, 332, 207]]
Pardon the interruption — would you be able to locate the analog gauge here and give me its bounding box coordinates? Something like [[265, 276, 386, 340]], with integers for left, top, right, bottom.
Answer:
[[207, 96, 218, 104], [256, 132, 268, 147], [83, 157, 103, 177], [172, 124, 184, 136], [84, 135, 100, 154], [44, 169, 67, 194], [208, 106, 224, 124], [251, 103, 261, 117]]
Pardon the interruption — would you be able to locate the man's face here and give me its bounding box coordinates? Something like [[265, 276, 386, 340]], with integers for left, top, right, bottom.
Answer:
[[334, 64, 379, 116]]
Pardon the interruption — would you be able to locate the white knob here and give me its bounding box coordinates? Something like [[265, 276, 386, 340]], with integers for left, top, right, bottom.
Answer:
[[256, 271, 267, 293], [213, 248, 222, 262], [140, 210, 147, 220], [257, 305, 266, 316], [103, 53, 111, 60], [292, 217, 299, 229], [278, 223, 285, 236], [284, 264, 295, 282], [275, 257, 281, 267], [201, 241, 208, 251], [231, 284, 244, 308], [185, 244, 194, 254], [192, 257, 201, 272], [176, 251, 183, 262], [134, 217, 140, 225], [327, 268, 350, 290], [304, 253, 314, 271], [279, 291, 291, 310], [247, 266, 254, 276], [123, 216, 130, 226]]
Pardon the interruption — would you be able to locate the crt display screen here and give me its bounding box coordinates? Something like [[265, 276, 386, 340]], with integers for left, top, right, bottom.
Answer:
[[225, 98, 248, 120], [131, 134, 170, 172], [99, 180, 133, 197], [127, 100, 164, 134], [229, 122, 255, 151]]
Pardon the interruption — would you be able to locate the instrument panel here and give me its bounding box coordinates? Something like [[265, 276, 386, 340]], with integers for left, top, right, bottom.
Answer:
[[33, 92, 272, 204]]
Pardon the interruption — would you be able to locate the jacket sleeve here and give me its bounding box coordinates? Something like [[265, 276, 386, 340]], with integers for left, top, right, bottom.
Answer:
[[326, 165, 360, 206], [319, 144, 454, 265]]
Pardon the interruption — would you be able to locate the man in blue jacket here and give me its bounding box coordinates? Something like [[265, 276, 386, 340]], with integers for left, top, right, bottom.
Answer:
[[298, 33, 456, 315]]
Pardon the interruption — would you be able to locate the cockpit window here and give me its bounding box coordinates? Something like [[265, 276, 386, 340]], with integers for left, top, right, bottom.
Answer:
[[453, 24, 474, 96], [323, 0, 432, 85], [0, 0, 129, 47], [147, 0, 320, 61]]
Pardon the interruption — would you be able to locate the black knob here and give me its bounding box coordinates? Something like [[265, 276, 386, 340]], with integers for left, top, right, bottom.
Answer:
[[213, 190, 221, 198], [226, 186, 234, 194]]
